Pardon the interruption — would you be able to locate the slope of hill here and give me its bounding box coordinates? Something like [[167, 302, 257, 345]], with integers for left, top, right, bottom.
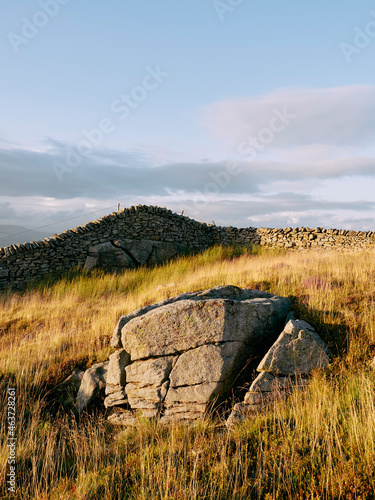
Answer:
[[0, 224, 48, 248], [0, 245, 374, 499], [1, 205, 375, 294]]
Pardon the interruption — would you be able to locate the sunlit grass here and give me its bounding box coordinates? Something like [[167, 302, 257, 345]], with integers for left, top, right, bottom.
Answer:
[[1, 245, 375, 498]]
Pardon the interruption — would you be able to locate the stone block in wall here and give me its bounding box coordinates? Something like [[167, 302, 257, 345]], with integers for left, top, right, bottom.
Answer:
[[85, 239, 190, 273], [114, 239, 153, 265], [0, 267, 9, 278], [84, 242, 136, 272]]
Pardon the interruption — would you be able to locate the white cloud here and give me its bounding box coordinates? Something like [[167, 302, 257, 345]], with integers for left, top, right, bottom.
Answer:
[[202, 85, 375, 149], [2, 85, 375, 238], [1, 141, 374, 202]]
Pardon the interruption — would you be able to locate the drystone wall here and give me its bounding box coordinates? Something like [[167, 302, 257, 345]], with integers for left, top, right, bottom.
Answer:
[[245, 226, 375, 250], [0, 205, 375, 291], [0, 206, 217, 291]]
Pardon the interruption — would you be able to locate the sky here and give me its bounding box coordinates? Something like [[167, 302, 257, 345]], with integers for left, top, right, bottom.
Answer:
[[1, 0, 375, 245]]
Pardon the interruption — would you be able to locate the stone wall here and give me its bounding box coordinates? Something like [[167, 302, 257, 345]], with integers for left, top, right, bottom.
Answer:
[[239, 226, 375, 250], [0, 205, 375, 291]]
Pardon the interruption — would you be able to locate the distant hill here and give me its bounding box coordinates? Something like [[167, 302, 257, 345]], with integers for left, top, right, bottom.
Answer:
[[0, 225, 49, 248]]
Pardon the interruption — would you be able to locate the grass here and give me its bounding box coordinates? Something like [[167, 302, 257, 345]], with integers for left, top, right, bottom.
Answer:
[[1, 245, 375, 499]]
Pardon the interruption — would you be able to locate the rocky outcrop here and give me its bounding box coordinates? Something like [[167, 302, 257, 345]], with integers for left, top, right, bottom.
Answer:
[[71, 289, 330, 426], [105, 285, 291, 423], [226, 319, 329, 426]]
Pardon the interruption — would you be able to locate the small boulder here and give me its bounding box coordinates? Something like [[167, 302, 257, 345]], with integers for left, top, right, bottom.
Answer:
[[226, 319, 328, 426], [257, 319, 329, 375], [76, 361, 108, 413]]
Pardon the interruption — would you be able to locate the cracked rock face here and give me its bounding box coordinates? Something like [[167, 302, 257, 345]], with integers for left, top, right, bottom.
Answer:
[[105, 285, 291, 422], [84, 242, 135, 272], [84, 239, 189, 273], [105, 350, 130, 408]]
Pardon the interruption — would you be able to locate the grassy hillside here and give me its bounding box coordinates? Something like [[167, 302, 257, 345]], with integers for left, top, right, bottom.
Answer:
[[1, 245, 375, 499]]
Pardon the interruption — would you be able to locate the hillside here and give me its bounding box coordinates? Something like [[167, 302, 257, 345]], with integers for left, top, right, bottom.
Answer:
[[1, 245, 375, 499], [0, 225, 48, 248], [1, 205, 375, 294]]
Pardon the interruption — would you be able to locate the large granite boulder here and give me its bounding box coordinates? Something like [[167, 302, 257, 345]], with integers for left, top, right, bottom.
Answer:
[[105, 285, 291, 423]]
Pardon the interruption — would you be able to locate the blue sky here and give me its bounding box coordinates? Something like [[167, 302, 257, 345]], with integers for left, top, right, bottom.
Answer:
[[1, 0, 375, 244]]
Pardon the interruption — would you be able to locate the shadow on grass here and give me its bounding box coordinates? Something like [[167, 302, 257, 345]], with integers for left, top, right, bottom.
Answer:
[[287, 294, 349, 358], [1, 244, 283, 297]]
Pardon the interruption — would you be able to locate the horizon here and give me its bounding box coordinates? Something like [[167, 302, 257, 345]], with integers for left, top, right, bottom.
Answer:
[[1, 203, 374, 250], [1, 1, 375, 241]]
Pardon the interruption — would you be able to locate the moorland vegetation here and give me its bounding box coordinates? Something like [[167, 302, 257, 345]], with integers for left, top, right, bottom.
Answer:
[[1, 245, 375, 499]]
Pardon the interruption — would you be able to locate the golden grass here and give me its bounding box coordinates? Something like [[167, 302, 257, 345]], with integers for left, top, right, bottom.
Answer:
[[1, 245, 375, 498]]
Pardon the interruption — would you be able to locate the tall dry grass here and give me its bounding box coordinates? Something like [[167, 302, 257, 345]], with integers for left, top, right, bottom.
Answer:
[[1, 245, 375, 498]]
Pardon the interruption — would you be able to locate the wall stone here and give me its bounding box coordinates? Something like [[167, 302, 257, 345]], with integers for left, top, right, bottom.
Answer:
[[1, 205, 375, 291]]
